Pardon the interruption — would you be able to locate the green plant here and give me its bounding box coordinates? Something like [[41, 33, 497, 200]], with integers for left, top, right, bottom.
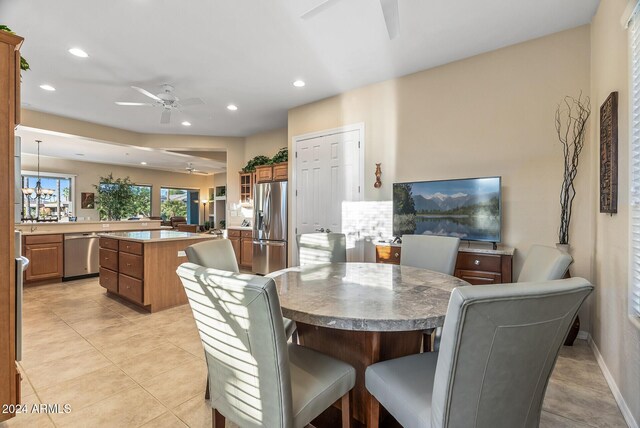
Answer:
[[94, 174, 135, 221], [242, 155, 271, 172], [0, 25, 30, 71], [271, 147, 288, 164], [219, 219, 226, 229], [161, 199, 187, 218]]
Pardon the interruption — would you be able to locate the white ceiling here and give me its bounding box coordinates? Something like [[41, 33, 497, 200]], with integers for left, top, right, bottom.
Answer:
[[17, 127, 226, 175], [1, 0, 599, 137]]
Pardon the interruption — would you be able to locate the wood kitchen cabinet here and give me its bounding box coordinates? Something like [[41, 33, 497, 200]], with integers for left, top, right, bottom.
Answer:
[[239, 172, 253, 202], [23, 234, 64, 284], [0, 29, 23, 422], [375, 243, 513, 284], [255, 162, 288, 184], [228, 229, 252, 269]]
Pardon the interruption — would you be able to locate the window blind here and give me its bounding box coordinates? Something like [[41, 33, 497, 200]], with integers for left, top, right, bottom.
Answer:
[[630, 10, 640, 319]]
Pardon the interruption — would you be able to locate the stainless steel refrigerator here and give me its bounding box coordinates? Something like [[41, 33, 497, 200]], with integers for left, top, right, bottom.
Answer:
[[252, 181, 287, 274]]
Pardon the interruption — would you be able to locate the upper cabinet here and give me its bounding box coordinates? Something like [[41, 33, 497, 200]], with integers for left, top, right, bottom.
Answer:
[[239, 172, 253, 202], [255, 162, 288, 184]]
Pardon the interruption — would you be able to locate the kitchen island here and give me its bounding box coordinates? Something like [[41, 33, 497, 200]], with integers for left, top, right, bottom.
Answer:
[[99, 231, 216, 312]]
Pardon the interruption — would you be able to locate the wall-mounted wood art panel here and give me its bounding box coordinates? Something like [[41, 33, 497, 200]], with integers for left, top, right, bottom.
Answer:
[[600, 91, 618, 214]]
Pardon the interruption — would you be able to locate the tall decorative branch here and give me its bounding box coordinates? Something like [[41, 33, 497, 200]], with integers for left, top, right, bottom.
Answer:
[[556, 93, 591, 245]]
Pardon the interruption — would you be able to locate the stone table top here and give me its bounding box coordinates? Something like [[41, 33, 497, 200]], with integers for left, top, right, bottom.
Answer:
[[268, 262, 469, 332]]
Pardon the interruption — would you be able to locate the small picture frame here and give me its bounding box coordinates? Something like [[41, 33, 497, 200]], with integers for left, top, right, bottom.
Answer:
[[81, 192, 95, 209]]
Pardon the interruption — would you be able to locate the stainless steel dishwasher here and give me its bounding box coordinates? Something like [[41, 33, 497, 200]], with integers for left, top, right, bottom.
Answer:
[[64, 232, 100, 278]]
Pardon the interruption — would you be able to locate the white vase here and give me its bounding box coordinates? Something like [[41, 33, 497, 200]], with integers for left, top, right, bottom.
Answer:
[[556, 243, 570, 254]]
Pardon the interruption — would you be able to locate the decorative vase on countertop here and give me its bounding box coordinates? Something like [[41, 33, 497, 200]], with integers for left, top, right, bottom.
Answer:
[[555, 242, 580, 346], [555, 243, 570, 254]]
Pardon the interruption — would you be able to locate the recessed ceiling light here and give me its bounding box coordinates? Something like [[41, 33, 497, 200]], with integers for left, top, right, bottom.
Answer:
[[39, 84, 56, 91], [68, 48, 89, 58], [293, 80, 306, 87], [140, 161, 147, 165], [226, 104, 238, 111], [181, 121, 192, 126]]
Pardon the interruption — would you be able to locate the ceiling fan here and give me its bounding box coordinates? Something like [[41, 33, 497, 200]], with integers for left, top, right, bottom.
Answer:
[[115, 84, 204, 124], [185, 162, 203, 175], [301, 0, 400, 39]]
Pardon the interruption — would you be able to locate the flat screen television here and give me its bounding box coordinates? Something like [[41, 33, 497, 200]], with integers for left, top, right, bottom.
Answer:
[[393, 176, 502, 243]]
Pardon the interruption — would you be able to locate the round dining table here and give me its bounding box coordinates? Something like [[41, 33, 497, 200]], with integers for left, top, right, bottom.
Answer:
[[268, 262, 469, 428]]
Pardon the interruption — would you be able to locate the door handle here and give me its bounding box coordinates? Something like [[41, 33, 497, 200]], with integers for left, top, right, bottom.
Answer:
[[315, 228, 325, 232]]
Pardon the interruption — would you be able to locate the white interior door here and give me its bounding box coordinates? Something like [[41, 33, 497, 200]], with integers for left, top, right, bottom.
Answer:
[[295, 129, 362, 262]]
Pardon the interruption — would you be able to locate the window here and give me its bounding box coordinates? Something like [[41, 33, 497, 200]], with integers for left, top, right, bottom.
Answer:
[[21, 174, 72, 221], [160, 187, 200, 224], [630, 6, 640, 322]]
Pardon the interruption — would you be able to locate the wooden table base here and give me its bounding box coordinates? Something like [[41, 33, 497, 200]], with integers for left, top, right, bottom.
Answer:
[[296, 322, 422, 427]]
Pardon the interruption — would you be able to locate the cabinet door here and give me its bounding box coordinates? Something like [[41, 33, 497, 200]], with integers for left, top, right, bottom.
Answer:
[[229, 237, 241, 265], [454, 269, 501, 285], [241, 238, 253, 267], [25, 243, 63, 281]]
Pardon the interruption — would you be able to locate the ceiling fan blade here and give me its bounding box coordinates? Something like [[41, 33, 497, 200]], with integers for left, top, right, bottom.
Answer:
[[301, 0, 341, 19], [180, 97, 205, 107], [115, 102, 154, 106], [160, 109, 171, 124], [380, 0, 400, 39], [131, 86, 162, 101]]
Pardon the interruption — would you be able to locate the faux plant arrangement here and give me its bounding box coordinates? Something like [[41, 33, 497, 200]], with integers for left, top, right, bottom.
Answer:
[[555, 93, 591, 247], [0, 25, 30, 71], [271, 147, 288, 164], [242, 147, 289, 172], [94, 174, 135, 221]]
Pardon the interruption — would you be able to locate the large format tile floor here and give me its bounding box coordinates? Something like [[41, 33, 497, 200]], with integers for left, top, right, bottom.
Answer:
[[0, 278, 629, 428]]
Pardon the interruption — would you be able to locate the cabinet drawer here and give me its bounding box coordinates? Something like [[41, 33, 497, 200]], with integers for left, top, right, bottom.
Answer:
[[25, 234, 62, 245], [241, 230, 253, 238], [119, 240, 143, 255], [456, 253, 501, 273], [273, 163, 288, 181], [100, 237, 118, 251], [376, 245, 401, 264], [118, 274, 143, 304], [100, 248, 118, 271], [228, 229, 241, 238], [255, 165, 273, 183], [455, 269, 501, 285], [99, 268, 118, 293], [119, 252, 144, 280]]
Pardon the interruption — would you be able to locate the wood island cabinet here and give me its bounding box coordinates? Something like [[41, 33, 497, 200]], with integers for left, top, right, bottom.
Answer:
[[98, 233, 213, 312], [375, 244, 513, 284], [23, 234, 64, 284]]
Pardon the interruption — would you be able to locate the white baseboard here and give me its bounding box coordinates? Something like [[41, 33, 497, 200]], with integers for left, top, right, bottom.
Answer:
[[587, 335, 638, 428], [577, 330, 589, 340]]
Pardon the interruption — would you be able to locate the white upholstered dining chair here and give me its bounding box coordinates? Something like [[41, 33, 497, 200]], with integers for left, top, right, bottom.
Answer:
[[297, 232, 347, 265], [518, 244, 573, 282], [400, 235, 460, 275], [365, 277, 593, 428], [177, 263, 356, 428]]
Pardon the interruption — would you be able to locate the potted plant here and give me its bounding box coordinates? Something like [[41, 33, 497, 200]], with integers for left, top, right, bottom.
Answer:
[[555, 93, 591, 251]]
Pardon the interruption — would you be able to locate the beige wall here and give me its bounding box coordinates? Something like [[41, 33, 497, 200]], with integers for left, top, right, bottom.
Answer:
[[590, 0, 640, 422], [288, 26, 593, 288], [21, 153, 212, 221], [244, 127, 287, 163]]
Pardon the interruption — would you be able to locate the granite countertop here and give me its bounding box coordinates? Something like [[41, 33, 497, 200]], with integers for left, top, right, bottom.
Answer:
[[100, 230, 216, 243], [227, 226, 252, 231], [268, 262, 469, 332], [376, 240, 515, 256]]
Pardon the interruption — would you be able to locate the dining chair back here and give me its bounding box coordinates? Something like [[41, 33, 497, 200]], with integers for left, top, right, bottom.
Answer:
[[431, 278, 593, 427], [297, 232, 347, 265], [186, 239, 239, 273], [177, 263, 355, 428], [365, 277, 593, 428], [518, 244, 573, 282], [400, 235, 460, 275]]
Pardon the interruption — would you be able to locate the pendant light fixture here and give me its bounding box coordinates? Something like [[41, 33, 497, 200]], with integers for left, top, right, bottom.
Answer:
[[21, 140, 55, 209]]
